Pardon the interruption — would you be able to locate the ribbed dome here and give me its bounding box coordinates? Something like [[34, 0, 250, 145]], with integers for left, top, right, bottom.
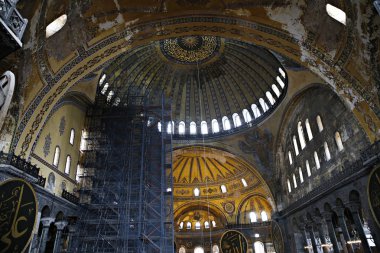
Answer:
[[100, 36, 287, 137]]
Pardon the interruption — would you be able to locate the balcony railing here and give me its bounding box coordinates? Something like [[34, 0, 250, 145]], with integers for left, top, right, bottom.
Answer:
[[62, 189, 80, 204], [0, 0, 28, 39], [0, 151, 46, 187]]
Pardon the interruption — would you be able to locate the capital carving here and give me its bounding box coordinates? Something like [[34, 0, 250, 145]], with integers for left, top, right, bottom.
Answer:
[[40, 217, 55, 228], [54, 221, 68, 230]]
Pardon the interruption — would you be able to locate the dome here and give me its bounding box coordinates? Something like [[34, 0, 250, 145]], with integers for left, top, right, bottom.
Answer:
[[100, 35, 287, 138]]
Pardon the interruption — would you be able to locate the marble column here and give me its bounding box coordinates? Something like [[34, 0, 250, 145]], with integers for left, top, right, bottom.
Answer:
[[306, 225, 318, 253], [300, 227, 310, 252], [323, 211, 340, 253], [65, 225, 76, 252], [348, 202, 372, 253], [334, 206, 354, 253], [38, 217, 55, 253], [53, 221, 68, 253], [314, 217, 329, 253]]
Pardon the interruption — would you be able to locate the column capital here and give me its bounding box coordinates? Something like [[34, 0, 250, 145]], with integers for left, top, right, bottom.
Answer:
[[346, 202, 361, 213], [40, 217, 55, 227], [332, 206, 345, 217], [54, 221, 68, 230]]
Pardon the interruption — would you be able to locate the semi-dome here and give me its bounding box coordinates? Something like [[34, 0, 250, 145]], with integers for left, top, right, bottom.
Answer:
[[99, 35, 287, 138]]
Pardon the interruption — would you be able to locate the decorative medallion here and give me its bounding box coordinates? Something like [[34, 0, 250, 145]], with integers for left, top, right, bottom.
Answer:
[[160, 35, 221, 64], [220, 230, 248, 253], [0, 179, 38, 253], [271, 221, 284, 253], [59, 116, 66, 136], [368, 166, 380, 228], [224, 202, 235, 214], [43, 133, 51, 157], [47, 172, 55, 192]]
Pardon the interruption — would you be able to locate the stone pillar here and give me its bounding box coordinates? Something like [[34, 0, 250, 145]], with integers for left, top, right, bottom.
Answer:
[[300, 227, 309, 252], [314, 217, 329, 253], [66, 225, 76, 252], [306, 225, 318, 253], [348, 202, 372, 253], [323, 212, 340, 253], [334, 206, 354, 253], [38, 217, 55, 253], [53, 221, 68, 253]]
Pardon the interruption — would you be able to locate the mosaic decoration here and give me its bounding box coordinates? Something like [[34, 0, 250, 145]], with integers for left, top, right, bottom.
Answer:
[[43, 133, 51, 157], [223, 202, 235, 214], [160, 35, 221, 64], [59, 116, 66, 136]]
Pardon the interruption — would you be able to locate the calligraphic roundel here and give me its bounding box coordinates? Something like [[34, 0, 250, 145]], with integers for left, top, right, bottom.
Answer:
[[220, 230, 248, 253], [0, 179, 38, 253]]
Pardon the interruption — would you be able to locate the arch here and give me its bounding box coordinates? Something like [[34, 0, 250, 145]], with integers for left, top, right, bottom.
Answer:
[[335, 131, 344, 151], [190, 121, 197, 135], [211, 119, 220, 133], [237, 194, 273, 224], [297, 121, 306, 149], [232, 113, 242, 127], [41, 206, 51, 218], [349, 190, 360, 203], [178, 121, 185, 135], [251, 104, 261, 118], [201, 121, 208, 135], [65, 155, 71, 174], [53, 146, 60, 166], [69, 128, 75, 145], [242, 109, 252, 123], [222, 116, 231, 130]]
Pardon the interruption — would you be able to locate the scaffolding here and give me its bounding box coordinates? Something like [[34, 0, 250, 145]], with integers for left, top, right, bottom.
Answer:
[[71, 94, 174, 253]]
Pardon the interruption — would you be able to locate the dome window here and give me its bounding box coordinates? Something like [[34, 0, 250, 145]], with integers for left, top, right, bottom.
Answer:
[[212, 220, 216, 227], [261, 211, 268, 221], [251, 104, 261, 118], [314, 151, 321, 169], [212, 245, 220, 253], [101, 83, 109, 95], [297, 121, 306, 150], [107, 90, 114, 102], [305, 119, 313, 141], [157, 122, 161, 132], [326, 4, 346, 25], [279, 68, 286, 78], [195, 221, 201, 230], [287, 179, 292, 193], [204, 221, 210, 229], [288, 151, 293, 165], [266, 91, 275, 105], [335, 132, 344, 151], [69, 129, 75, 145], [65, 155, 71, 174], [166, 187, 172, 192], [316, 115, 324, 132], [220, 185, 227, 193], [167, 121, 174, 134], [249, 211, 257, 223], [222, 116, 231, 131], [53, 146, 60, 167], [190, 121, 197, 135], [179, 247, 186, 253], [211, 119, 220, 133], [186, 222, 192, 229], [46, 14, 67, 38], [201, 121, 208, 135], [99, 74, 106, 86], [299, 167, 304, 183], [272, 84, 281, 98], [179, 222, 184, 229], [306, 160, 311, 177], [242, 109, 252, 123], [194, 247, 205, 253], [241, 178, 248, 187], [276, 76, 285, 88], [178, 121, 185, 135], [293, 136, 299, 156], [324, 142, 331, 161], [232, 113, 242, 127], [259, 98, 269, 112], [293, 174, 297, 188], [194, 188, 200, 197]]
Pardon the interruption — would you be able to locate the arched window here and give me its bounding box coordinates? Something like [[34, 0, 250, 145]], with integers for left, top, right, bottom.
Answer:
[[194, 188, 200, 197], [99, 74, 106, 86], [266, 91, 275, 105], [157, 122, 161, 132], [101, 83, 109, 94], [335, 132, 344, 151], [211, 119, 220, 133], [107, 90, 114, 102], [46, 14, 68, 38], [288, 151, 293, 165], [242, 109, 252, 123], [299, 167, 304, 183], [212, 245, 220, 253], [293, 174, 297, 188], [204, 221, 210, 229], [195, 221, 201, 230], [201, 121, 208, 135], [179, 246, 186, 253], [297, 122, 306, 149], [276, 76, 285, 88], [305, 119, 313, 141], [178, 121, 185, 135], [293, 136, 299, 156], [80, 129, 87, 151], [53, 146, 60, 166], [279, 68, 286, 79], [241, 178, 248, 187], [65, 155, 71, 174], [251, 104, 261, 118], [314, 151, 321, 169], [179, 222, 184, 229], [113, 97, 120, 106], [167, 121, 173, 134], [306, 160, 311, 177], [232, 113, 242, 127], [259, 98, 269, 112], [254, 241, 265, 253], [324, 142, 331, 161], [272, 84, 281, 98], [69, 129, 75, 145], [190, 121, 197, 135], [287, 179, 292, 193], [76, 164, 81, 182], [316, 115, 324, 132], [326, 4, 346, 25], [186, 222, 192, 229], [261, 211, 268, 221], [194, 247, 204, 253], [222, 116, 231, 130], [249, 211, 257, 223], [212, 220, 216, 227], [220, 185, 227, 193]]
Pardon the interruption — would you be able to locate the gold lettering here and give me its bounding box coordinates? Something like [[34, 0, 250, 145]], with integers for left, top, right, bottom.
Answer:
[[10, 185, 28, 239], [0, 231, 11, 253]]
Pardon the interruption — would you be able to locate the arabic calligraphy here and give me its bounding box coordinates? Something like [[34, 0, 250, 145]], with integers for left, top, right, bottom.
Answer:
[[220, 230, 248, 253], [0, 179, 37, 253]]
